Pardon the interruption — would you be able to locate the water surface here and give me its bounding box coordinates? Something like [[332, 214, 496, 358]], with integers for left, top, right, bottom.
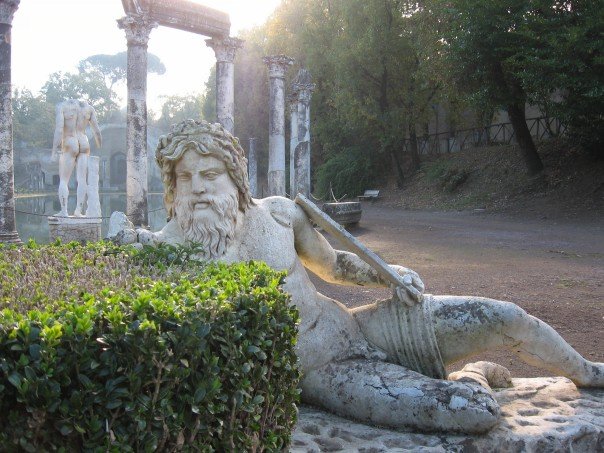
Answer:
[[15, 193, 167, 243]]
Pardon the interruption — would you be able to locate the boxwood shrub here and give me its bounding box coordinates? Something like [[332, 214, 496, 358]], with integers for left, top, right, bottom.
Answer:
[[0, 241, 300, 451]]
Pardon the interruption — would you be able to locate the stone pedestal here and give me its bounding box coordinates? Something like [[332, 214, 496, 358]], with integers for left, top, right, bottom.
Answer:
[[118, 13, 157, 228], [248, 137, 258, 198], [206, 37, 243, 134], [0, 0, 21, 244], [48, 216, 102, 243], [292, 377, 604, 452], [263, 55, 294, 197], [322, 202, 362, 226]]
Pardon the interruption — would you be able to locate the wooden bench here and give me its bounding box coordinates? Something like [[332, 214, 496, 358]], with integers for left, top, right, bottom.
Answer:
[[358, 190, 380, 202]]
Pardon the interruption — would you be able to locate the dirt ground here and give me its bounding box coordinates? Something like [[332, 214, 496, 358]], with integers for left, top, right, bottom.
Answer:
[[310, 203, 604, 378]]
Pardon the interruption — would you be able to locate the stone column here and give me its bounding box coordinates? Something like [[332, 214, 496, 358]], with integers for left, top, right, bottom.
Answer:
[[206, 37, 243, 134], [288, 94, 298, 198], [117, 14, 157, 227], [0, 0, 20, 244], [292, 69, 315, 198], [248, 137, 258, 198], [263, 55, 294, 197]]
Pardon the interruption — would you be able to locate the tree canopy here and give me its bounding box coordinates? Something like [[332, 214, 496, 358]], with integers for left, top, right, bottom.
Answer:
[[201, 0, 602, 196]]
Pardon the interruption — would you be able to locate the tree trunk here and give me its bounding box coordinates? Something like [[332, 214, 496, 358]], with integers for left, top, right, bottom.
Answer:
[[409, 126, 421, 171], [390, 148, 405, 188], [506, 103, 544, 175]]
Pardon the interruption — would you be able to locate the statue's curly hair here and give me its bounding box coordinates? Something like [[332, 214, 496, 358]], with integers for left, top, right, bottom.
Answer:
[[155, 120, 253, 219]]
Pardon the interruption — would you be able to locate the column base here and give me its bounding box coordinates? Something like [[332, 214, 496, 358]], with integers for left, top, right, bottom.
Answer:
[[0, 230, 22, 244]]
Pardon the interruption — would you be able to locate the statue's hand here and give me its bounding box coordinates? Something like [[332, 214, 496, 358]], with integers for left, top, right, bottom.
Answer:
[[391, 265, 425, 306]]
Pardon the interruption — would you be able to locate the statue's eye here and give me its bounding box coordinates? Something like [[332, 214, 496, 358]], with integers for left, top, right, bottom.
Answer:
[[177, 174, 191, 181], [205, 172, 219, 180]]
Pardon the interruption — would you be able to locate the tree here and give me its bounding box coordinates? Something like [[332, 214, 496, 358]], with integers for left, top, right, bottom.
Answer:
[[154, 94, 205, 131], [41, 71, 118, 121], [509, 0, 604, 156], [423, 0, 545, 174], [12, 89, 54, 148], [78, 52, 166, 92]]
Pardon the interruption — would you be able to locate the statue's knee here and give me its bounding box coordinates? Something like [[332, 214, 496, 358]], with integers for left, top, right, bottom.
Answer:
[[483, 299, 531, 334]]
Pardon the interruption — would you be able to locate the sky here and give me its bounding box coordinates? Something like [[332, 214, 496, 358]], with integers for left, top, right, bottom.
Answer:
[[12, 0, 282, 113]]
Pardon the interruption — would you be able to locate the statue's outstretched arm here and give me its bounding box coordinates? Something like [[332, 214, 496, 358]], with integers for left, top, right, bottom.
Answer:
[[292, 202, 424, 295]]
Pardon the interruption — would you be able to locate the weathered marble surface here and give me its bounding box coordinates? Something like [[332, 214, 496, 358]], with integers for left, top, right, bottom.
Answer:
[[0, 0, 20, 244], [118, 13, 157, 227], [48, 216, 102, 243], [206, 37, 243, 134], [264, 55, 294, 196], [292, 377, 604, 452], [290, 69, 315, 198], [112, 120, 604, 434]]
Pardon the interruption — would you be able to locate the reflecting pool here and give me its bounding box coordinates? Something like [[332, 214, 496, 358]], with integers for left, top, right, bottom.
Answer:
[[15, 193, 167, 243]]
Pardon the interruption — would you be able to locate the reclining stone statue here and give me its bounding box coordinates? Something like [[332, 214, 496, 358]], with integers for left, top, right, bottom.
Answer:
[[115, 120, 603, 433]]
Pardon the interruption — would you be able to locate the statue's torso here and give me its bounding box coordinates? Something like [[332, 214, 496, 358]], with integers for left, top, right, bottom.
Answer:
[[158, 197, 366, 371]]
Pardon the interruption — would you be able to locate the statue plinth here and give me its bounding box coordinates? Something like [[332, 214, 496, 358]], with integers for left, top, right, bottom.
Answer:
[[48, 216, 102, 243], [293, 377, 604, 452]]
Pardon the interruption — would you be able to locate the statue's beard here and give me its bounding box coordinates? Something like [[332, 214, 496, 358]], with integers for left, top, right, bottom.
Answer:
[[173, 192, 238, 259]]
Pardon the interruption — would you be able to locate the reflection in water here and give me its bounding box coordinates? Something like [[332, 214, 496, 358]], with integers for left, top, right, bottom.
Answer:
[[15, 193, 167, 243]]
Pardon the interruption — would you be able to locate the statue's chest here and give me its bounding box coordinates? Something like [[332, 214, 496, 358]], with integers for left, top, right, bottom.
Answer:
[[222, 212, 297, 272]]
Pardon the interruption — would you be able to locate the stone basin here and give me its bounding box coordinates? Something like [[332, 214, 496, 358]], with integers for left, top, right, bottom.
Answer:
[[322, 202, 362, 226]]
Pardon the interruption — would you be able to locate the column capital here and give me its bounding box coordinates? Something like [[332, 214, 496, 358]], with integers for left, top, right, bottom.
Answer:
[[117, 13, 157, 46], [288, 92, 299, 112], [292, 68, 315, 103], [206, 36, 244, 63], [0, 0, 19, 25], [263, 55, 295, 79]]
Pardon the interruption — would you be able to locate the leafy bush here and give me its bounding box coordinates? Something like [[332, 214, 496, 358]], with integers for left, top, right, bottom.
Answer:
[[315, 145, 376, 199], [0, 241, 300, 451]]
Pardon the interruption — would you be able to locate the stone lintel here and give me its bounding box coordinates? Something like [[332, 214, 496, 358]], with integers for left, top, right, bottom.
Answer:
[[117, 13, 158, 46], [0, 0, 19, 25], [263, 55, 295, 79], [205, 37, 244, 63], [121, 0, 230, 38]]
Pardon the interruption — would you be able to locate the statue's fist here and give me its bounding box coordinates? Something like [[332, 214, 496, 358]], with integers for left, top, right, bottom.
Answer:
[[391, 265, 425, 306]]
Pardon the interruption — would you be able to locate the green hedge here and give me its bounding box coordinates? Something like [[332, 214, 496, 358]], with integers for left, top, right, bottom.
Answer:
[[0, 242, 300, 451]]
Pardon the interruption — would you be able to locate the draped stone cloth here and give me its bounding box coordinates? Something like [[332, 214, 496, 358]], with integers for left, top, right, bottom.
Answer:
[[354, 294, 447, 380]]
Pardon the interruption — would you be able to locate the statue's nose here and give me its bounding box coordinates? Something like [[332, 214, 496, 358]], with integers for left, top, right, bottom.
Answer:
[[192, 175, 206, 193]]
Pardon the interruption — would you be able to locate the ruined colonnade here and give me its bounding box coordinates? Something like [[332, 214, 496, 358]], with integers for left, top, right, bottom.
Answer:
[[118, 1, 237, 226]]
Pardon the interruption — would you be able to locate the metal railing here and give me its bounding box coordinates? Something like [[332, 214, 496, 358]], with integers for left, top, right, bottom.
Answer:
[[405, 117, 565, 156]]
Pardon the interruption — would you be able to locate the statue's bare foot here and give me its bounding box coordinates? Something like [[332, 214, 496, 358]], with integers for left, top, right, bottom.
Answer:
[[73, 208, 84, 217], [449, 361, 512, 391], [54, 210, 69, 217]]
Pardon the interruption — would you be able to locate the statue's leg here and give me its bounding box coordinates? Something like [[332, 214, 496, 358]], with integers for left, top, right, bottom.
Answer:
[[301, 358, 500, 433], [57, 150, 77, 216], [73, 153, 89, 217], [431, 296, 604, 387]]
